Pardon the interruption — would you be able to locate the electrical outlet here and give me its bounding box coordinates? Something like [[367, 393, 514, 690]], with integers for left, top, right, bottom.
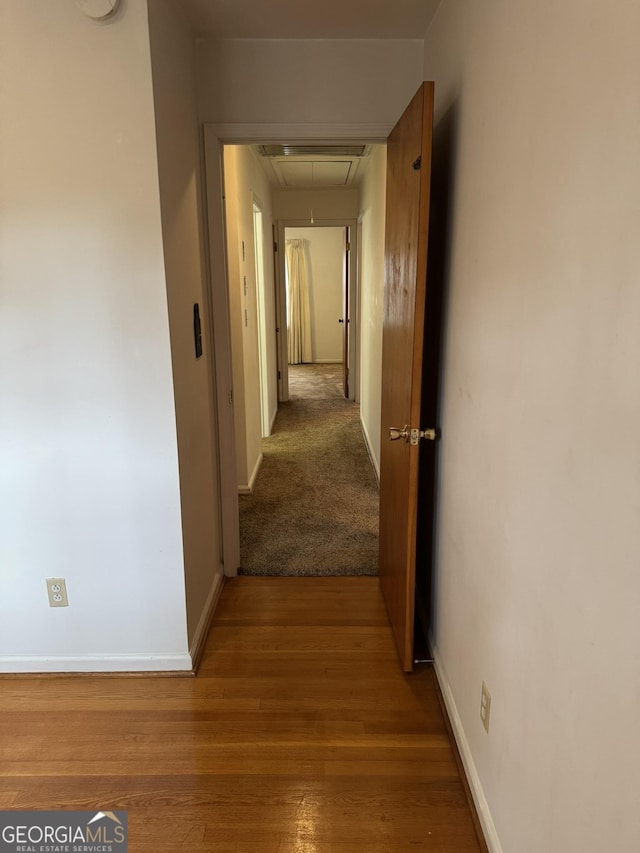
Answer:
[[46, 578, 69, 608], [480, 681, 491, 733]]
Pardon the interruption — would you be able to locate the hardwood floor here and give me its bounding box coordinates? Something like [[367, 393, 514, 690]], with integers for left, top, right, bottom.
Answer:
[[0, 577, 484, 852]]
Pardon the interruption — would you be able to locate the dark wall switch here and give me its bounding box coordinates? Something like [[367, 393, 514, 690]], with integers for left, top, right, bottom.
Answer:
[[193, 303, 203, 358]]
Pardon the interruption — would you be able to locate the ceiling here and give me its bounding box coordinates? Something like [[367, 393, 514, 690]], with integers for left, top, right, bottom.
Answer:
[[179, 0, 442, 40], [180, 0, 441, 187]]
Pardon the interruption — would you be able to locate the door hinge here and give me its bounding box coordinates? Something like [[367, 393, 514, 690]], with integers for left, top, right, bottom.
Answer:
[[228, 389, 233, 405], [410, 427, 439, 445], [412, 155, 422, 171], [346, 241, 351, 251]]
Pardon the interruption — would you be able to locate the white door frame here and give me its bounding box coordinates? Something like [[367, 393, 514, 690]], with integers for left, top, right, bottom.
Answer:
[[202, 122, 389, 577], [252, 193, 272, 436]]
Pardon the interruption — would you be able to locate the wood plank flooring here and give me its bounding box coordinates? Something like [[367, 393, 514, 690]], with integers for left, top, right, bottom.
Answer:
[[0, 577, 484, 852]]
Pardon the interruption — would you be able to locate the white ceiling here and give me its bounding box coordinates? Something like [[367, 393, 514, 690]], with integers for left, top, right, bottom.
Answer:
[[180, 0, 442, 40]]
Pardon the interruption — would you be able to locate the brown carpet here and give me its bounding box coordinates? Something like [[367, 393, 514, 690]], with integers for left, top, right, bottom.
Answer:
[[239, 364, 379, 576]]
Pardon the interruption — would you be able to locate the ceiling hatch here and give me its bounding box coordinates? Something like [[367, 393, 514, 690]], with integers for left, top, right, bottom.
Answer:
[[255, 144, 371, 188]]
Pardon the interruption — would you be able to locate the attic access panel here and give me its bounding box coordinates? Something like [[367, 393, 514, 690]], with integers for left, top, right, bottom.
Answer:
[[278, 160, 353, 187], [257, 144, 367, 157], [255, 143, 371, 187]]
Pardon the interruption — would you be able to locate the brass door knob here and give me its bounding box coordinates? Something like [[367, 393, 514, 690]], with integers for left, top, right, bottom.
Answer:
[[389, 425, 410, 442]]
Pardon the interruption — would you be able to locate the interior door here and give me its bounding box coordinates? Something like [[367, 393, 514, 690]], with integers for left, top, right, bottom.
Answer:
[[379, 82, 437, 671], [342, 226, 350, 398]]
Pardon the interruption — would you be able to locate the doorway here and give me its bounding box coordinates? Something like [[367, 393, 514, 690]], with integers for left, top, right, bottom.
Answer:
[[282, 224, 350, 394], [204, 132, 388, 576]]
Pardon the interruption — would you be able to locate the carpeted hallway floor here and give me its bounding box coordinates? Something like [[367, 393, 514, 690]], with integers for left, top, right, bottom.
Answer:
[[239, 363, 379, 576]]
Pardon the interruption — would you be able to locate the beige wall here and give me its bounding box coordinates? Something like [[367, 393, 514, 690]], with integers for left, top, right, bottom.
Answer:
[[147, 0, 223, 647], [357, 145, 387, 476], [0, 0, 189, 670], [286, 226, 345, 363], [224, 146, 278, 492], [197, 39, 423, 125], [424, 2, 640, 851], [273, 189, 360, 222]]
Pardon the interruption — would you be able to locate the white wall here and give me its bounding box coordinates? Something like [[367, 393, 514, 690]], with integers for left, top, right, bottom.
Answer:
[[424, 2, 640, 851], [273, 189, 360, 222], [357, 145, 387, 477], [223, 146, 278, 492], [197, 39, 423, 125], [147, 0, 223, 649], [0, 0, 189, 670], [286, 226, 345, 363]]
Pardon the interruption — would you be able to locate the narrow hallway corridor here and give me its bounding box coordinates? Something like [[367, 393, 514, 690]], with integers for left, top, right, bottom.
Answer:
[[239, 365, 379, 576]]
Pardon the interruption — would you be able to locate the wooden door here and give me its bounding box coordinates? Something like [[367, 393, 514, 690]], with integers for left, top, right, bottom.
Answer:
[[342, 226, 350, 398], [379, 82, 436, 671]]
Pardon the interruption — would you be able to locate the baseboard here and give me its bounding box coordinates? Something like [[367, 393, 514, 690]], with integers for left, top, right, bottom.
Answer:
[[312, 359, 342, 364], [269, 405, 278, 434], [238, 452, 263, 495], [189, 572, 225, 673], [360, 416, 380, 484], [0, 653, 193, 674], [431, 646, 503, 853]]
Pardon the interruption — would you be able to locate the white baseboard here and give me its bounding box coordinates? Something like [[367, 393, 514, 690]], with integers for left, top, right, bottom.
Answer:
[[189, 572, 224, 669], [238, 452, 263, 495], [360, 416, 380, 484], [0, 653, 192, 673], [431, 646, 503, 853], [269, 405, 278, 434]]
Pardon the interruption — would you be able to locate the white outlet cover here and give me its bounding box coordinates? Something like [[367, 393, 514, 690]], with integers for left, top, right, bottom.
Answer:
[[75, 0, 120, 20], [46, 578, 69, 608]]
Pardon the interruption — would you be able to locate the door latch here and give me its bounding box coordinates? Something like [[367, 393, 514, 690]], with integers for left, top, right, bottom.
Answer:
[[389, 426, 440, 444], [410, 427, 439, 445]]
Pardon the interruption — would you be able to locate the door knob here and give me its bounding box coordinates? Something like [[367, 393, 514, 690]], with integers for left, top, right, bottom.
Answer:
[[389, 425, 410, 442], [411, 427, 440, 444]]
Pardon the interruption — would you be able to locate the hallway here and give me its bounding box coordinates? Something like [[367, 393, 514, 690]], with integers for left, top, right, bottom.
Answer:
[[1, 577, 485, 852], [239, 365, 379, 576]]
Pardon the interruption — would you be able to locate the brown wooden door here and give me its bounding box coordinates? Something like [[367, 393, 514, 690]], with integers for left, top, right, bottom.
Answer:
[[379, 82, 436, 671], [342, 226, 350, 398]]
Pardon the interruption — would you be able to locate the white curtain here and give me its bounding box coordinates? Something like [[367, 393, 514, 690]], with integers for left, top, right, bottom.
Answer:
[[285, 239, 312, 364]]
